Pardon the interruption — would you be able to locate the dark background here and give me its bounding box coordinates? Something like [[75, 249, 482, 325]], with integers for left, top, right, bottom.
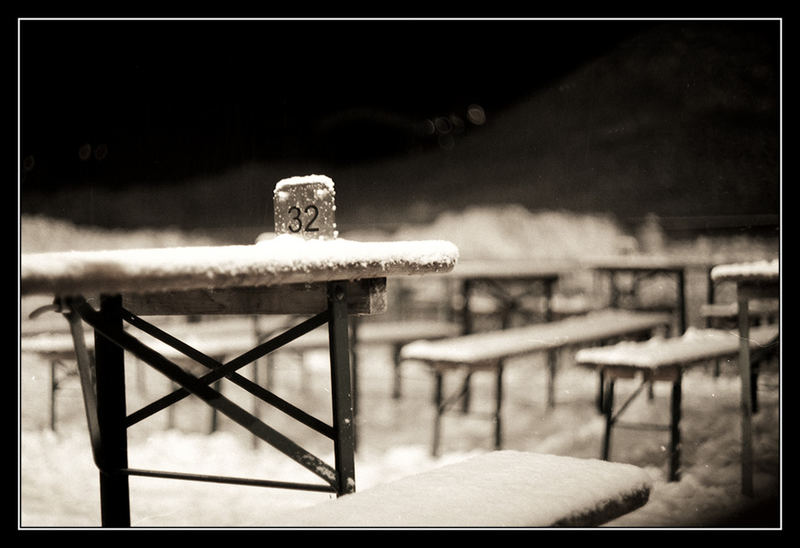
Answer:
[[19, 19, 781, 237]]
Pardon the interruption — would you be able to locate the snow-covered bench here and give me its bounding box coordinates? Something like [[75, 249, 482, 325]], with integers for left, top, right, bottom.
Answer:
[[258, 317, 461, 397], [22, 316, 461, 431], [21, 325, 264, 431], [399, 309, 672, 455], [575, 325, 779, 482], [269, 450, 652, 527]]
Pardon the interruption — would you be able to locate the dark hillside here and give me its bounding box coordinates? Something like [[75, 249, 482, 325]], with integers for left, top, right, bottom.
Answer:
[[19, 20, 779, 234]]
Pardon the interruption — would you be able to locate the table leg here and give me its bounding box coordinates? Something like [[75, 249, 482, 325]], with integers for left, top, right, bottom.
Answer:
[[676, 269, 687, 334], [738, 291, 754, 497], [543, 280, 554, 322], [546, 349, 558, 409], [432, 371, 444, 457], [460, 280, 473, 413], [601, 378, 615, 461], [49, 360, 58, 431], [669, 372, 682, 482], [327, 281, 356, 495], [494, 361, 504, 450], [95, 295, 131, 527]]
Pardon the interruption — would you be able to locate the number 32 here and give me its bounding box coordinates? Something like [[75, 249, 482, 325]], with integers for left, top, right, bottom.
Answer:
[[288, 205, 320, 233]]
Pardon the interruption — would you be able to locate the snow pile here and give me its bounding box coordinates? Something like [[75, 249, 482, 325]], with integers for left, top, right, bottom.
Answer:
[[20, 235, 459, 296], [20, 214, 217, 253], [392, 205, 637, 261]]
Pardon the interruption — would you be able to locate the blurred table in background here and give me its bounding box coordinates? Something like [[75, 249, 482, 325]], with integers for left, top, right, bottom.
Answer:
[[443, 259, 577, 334], [440, 259, 576, 413], [586, 255, 715, 335]]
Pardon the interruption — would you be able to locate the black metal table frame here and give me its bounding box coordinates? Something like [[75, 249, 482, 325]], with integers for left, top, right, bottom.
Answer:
[[56, 280, 356, 527], [459, 275, 557, 334], [734, 277, 780, 497], [598, 266, 687, 335], [456, 274, 558, 413]]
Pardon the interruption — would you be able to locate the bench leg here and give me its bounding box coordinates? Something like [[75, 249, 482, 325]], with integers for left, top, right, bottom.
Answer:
[[597, 370, 606, 414], [251, 361, 261, 450], [49, 360, 58, 432], [601, 378, 615, 461], [751, 362, 759, 415], [546, 350, 557, 409], [494, 362, 504, 450], [392, 344, 402, 399], [461, 372, 472, 414], [668, 373, 683, 482], [432, 371, 444, 457]]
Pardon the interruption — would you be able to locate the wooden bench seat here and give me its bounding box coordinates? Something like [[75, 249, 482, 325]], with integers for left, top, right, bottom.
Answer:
[[398, 309, 672, 455], [268, 318, 460, 350], [269, 450, 652, 527], [263, 318, 461, 398], [575, 325, 779, 481], [22, 317, 461, 431]]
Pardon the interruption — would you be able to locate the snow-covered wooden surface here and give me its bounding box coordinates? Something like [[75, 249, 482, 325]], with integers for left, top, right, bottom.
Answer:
[[575, 325, 779, 369], [21, 329, 260, 361], [710, 259, 779, 282], [276, 320, 462, 350], [269, 450, 652, 527], [20, 235, 459, 297], [400, 309, 670, 365]]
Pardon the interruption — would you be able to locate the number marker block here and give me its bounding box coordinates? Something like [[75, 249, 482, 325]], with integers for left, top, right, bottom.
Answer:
[[273, 175, 338, 240]]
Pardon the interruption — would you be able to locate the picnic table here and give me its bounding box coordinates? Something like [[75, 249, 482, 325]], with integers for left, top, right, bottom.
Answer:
[[586, 254, 710, 335], [576, 325, 779, 483], [440, 259, 573, 412], [710, 259, 779, 496], [20, 175, 459, 527], [444, 259, 573, 333]]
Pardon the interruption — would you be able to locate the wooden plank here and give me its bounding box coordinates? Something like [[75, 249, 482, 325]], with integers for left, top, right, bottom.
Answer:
[[123, 278, 387, 316], [575, 325, 779, 370], [400, 310, 671, 365], [20, 239, 458, 297]]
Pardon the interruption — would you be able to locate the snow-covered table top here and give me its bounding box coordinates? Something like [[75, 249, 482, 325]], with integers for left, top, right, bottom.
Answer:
[[20, 235, 459, 297], [269, 450, 652, 527], [710, 259, 779, 283]]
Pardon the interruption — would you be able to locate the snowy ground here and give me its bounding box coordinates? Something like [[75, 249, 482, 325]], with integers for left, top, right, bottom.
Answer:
[[18, 211, 781, 529], [18, 317, 781, 529]]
